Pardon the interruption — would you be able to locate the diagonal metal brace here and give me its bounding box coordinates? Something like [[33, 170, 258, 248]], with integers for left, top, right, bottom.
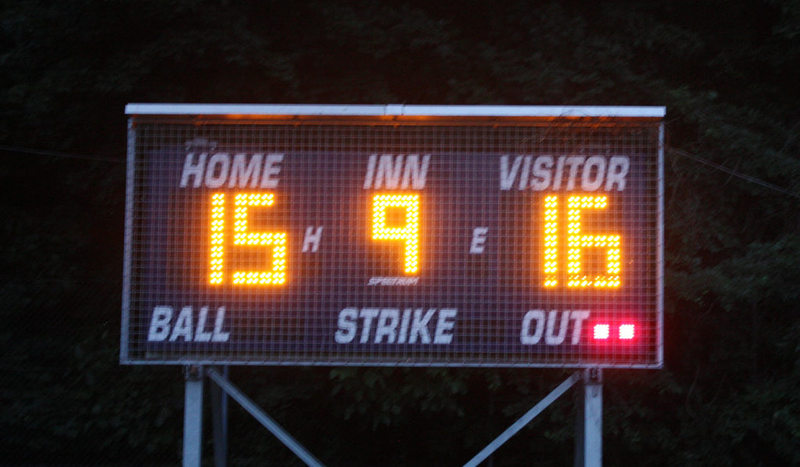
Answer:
[[206, 368, 325, 467], [463, 371, 582, 467]]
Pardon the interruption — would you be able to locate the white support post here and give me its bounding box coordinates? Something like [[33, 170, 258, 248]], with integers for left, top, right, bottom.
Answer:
[[183, 366, 204, 467], [575, 368, 602, 467]]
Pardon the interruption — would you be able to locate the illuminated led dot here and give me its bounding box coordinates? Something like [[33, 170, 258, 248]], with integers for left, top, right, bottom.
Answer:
[[619, 324, 635, 340], [593, 324, 610, 340]]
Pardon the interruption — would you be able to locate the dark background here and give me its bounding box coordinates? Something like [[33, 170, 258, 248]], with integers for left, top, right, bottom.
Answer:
[[1, 0, 799, 465]]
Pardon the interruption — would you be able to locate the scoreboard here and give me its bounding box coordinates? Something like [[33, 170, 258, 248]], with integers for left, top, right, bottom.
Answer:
[[121, 104, 664, 368]]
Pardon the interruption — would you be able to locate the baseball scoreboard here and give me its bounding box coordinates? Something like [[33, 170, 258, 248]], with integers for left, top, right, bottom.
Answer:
[[121, 104, 664, 368]]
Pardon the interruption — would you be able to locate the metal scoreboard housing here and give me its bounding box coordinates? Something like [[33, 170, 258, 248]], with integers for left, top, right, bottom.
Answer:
[[121, 104, 664, 368]]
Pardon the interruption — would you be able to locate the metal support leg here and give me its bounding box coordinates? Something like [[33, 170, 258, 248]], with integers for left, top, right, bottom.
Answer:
[[464, 371, 581, 467], [183, 366, 204, 467], [575, 368, 602, 467], [211, 366, 229, 467], [206, 368, 324, 467]]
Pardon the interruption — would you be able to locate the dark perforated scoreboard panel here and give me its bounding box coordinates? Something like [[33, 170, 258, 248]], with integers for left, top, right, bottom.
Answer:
[[121, 104, 664, 368]]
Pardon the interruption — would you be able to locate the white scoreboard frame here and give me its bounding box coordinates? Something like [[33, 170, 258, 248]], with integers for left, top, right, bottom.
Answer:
[[121, 104, 665, 368]]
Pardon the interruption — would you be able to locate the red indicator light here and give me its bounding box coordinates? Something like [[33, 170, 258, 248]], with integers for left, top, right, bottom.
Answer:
[[592, 322, 637, 341], [619, 324, 635, 340], [593, 324, 610, 340]]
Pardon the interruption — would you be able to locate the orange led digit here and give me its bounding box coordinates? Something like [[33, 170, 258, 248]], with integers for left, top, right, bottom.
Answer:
[[231, 192, 287, 285], [209, 193, 226, 285], [543, 195, 559, 287], [372, 193, 420, 275], [566, 195, 621, 289]]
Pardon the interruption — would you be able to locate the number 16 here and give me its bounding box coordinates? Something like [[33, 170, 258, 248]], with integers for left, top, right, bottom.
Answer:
[[543, 194, 621, 289]]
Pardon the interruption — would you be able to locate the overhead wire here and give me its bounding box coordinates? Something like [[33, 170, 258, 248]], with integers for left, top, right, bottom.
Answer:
[[0, 144, 123, 163], [667, 146, 800, 200]]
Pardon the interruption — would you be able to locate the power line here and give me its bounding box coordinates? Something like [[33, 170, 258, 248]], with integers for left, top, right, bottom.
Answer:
[[667, 147, 800, 200], [0, 144, 123, 163]]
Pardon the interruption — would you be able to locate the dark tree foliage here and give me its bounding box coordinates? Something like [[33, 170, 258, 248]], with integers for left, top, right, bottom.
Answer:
[[1, 0, 798, 464]]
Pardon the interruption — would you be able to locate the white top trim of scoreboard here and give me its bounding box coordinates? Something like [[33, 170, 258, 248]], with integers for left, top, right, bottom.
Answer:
[[125, 103, 665, 118]]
